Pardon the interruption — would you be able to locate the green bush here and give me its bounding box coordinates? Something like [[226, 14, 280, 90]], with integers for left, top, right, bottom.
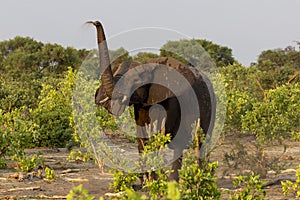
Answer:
[[124, 189, 147, 200], [220, 64, 261, 98], [13, 153, 44, 172], [281, 165, 300, 198], [145, 169, 171, 200], [30, 68, 75, 147], [225, 90, 254, 133], [110, 133, 171, 194], [0, 77, 40, 111], [66, 184, 95, 200], [110, 170, 139, 192], [0, 107, 34, 167], [180, 153, 220, 200], [166, 182, 181, 200], [219, 64, 261, 134], [108, 130, 220, 199], [71, 70, 120, 172], [67, 150, 93, 162], [45, 166, 56, 180], [110, 154, 220, 200], [242, 83, 300, 143], [227, 173, 266, 200]]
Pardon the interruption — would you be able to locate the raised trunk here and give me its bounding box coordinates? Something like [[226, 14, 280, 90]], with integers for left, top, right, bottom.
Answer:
[[93, 21, 114, 98]]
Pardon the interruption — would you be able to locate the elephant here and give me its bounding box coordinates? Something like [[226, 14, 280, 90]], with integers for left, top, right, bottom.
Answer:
[[88, 21, 216, 181]]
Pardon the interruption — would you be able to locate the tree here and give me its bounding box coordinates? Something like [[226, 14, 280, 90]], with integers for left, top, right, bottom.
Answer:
[[133, 52, 159, 63], [0, 36, 87, 78], [0, 37, 88, 111], [257, 49, 287, 70], [109, 47, 132, 71], [196, 39, 235, 67], [0, 37, 43, 80], [160, 39, 235, 68], [256, 46, 300, 89], [0, 36, 43, 59], [40, 43, 84, 74], [0, 76, 40, 111]]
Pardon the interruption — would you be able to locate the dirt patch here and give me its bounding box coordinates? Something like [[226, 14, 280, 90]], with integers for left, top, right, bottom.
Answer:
[[0, 135, 299, 199]]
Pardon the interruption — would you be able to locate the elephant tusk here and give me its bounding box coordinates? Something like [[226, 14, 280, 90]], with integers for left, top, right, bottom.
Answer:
[[99, 96, 110, 104], [121, 95, 128, 103]]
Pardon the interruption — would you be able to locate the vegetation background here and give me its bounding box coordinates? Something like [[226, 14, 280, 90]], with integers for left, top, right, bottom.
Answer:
[[0, 36, 299, 199]]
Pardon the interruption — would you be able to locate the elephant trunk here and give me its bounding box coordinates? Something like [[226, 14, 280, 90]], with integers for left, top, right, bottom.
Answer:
[[91, 21, 114, 98]]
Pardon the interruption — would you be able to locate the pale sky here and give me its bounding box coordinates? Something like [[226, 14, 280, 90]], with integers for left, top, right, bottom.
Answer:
[[1, 0, 299, 66]]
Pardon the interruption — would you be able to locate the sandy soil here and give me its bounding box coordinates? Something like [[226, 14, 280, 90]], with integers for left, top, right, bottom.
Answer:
[[0, 134, 299, 199]]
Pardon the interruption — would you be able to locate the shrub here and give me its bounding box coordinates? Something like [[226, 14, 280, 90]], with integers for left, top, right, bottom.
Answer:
[[110, 170, 139, 192], [108, 130, 220, 199], [225, 90, 254, 133], [281, 165, 300, 198], [30, 68, 75, 147], [227, 173, 266, 200], [0, 107, 34, 168], [242, 83, 300, 143], [45, 166, 56, 180], [124, 189, 147, 200], [66, 184, 95, 200], [13, 153, 44, 173], [145, 169, 171, 200], [219, 64, 260, 133], [180, 152, 221, 200], [109, 133, 172, 194], [166, 181, 181, 200], [67, 150, 93, 163], [71, 70, 120, 172]]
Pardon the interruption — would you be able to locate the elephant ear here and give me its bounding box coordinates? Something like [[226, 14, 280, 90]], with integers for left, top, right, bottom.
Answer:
[[111, 60, 151, 104], [120, 61, 151, 104], [111, 57, 201, 106], [113, 60, 141, 77], [144, 57, 198, 105]]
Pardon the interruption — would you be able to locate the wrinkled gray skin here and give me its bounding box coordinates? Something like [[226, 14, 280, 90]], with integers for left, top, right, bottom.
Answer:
[[89, 21, 216, 182]]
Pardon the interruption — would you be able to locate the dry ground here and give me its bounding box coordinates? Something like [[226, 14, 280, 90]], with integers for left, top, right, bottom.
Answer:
[[0, 134, 299, 199]]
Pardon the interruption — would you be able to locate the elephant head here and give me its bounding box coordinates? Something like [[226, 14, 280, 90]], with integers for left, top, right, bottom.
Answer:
[[89, 20, 215, 134], [89, 21, 194, 115]]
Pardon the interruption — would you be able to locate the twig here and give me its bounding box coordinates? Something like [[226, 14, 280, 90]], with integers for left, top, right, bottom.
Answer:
[[62, 177, 89, 182], [60, 169, 80, 174], [38, 194, 67, 199], [89, 140, 104, 173], [288, 71, 299, 83], [255, 78, 267, 100], [105, 192, 125, 197], [194, 118, 201, 162], [0, 186, 41, 193], [2, 195, 67, 199]]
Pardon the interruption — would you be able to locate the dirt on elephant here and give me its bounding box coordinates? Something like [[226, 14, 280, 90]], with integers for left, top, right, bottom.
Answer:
[[0, 134, 299, 200]]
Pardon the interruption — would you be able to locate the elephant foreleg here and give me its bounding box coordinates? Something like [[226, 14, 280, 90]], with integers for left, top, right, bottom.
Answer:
[[168, 148, 183, 181]]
